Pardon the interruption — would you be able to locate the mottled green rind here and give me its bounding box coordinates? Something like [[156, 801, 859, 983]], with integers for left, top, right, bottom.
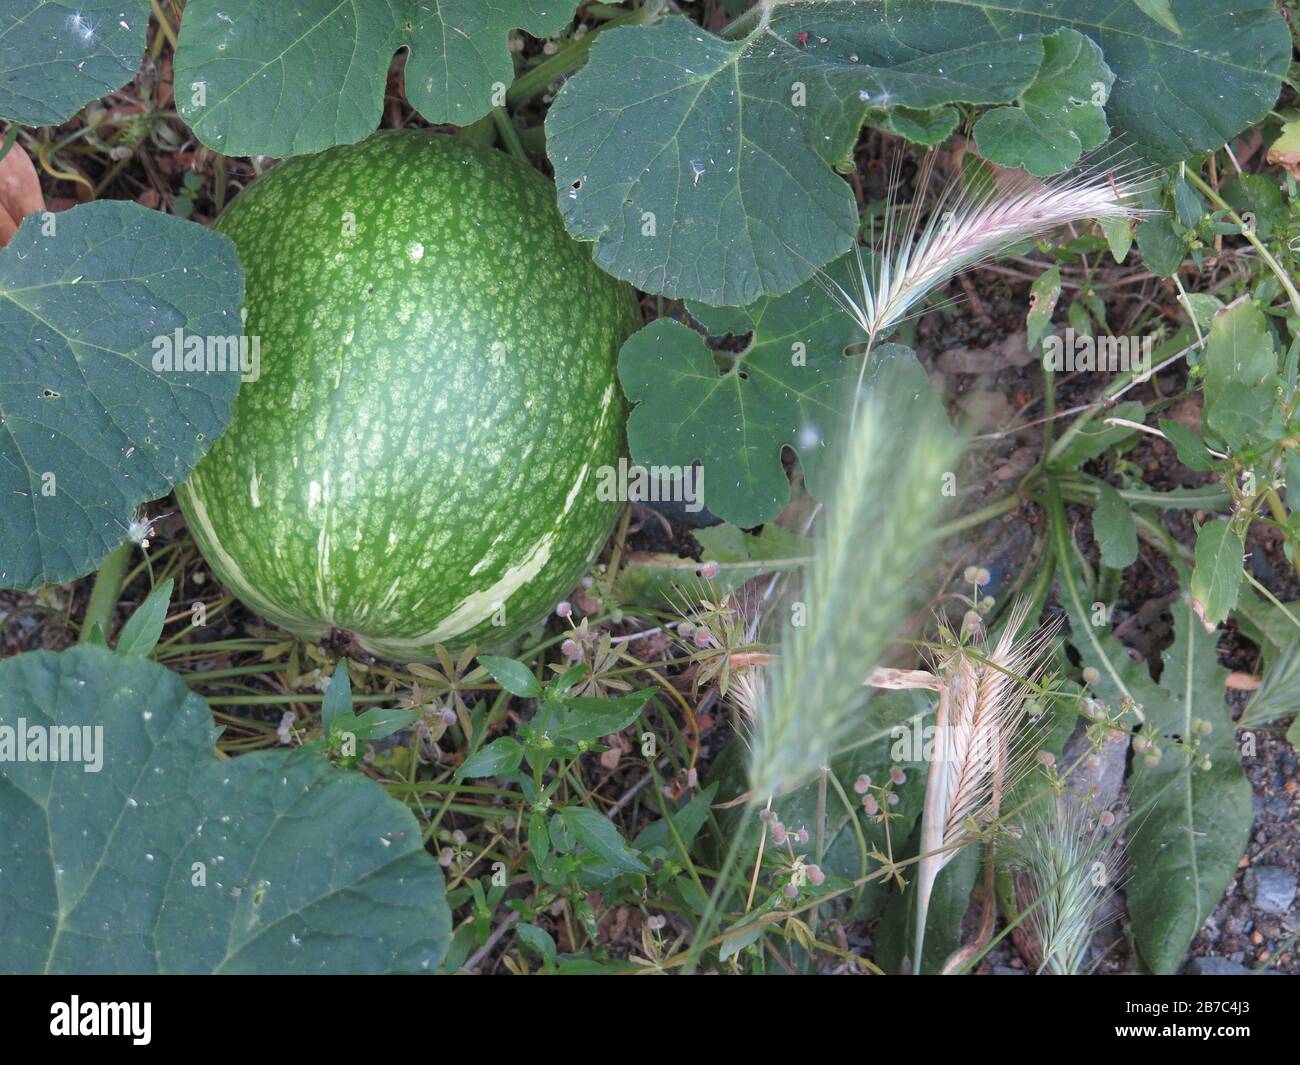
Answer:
[[177, 131, 640, 658]]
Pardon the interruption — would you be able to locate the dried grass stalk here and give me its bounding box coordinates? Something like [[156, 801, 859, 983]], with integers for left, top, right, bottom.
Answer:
[[907, 601, 1059, 967]]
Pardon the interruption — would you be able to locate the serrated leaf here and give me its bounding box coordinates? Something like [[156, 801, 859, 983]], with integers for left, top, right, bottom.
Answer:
[[876, 105, 960, 147], [1204, 382, 1277, 453], [1191, 520, 1243, 628], [1126, 600, 1252, 973], [115, 578, 173, 657], [555, 806, 648, 874], [174, 1, 577, 156], [457, 736, 524, 779], [1202, 302, 1277, 393], [1010, 0, 1284, 163], [478, 655, 542, 698], [0, 201, 244, 590], [0, 2, 149, 126], [549, 1, 1287, 305], [0, 645, 450, 973], [973, 29, 1113, 176], [1181, 293, 1224, 334], [619, 259, 950, 526], [1093, 482, 1138, 569]]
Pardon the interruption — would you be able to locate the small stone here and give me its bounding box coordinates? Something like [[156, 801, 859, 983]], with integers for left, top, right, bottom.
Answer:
[[1244, 866, 1296, 915], [1186, 956, 1250, 976]]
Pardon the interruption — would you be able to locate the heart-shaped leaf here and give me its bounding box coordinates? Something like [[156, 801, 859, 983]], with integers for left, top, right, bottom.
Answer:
[[0, 2, 150, 127], [548, 0, 1288, 305], [619, 256, 950, 526], [548, 10, 1042, 306], [0, 645, 451, 974], [174, 0, 577, 157], [0, 200, 244, 590]]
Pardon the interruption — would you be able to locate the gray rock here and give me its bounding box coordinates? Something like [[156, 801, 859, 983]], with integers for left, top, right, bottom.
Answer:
[[1186, 956, 1251, 975], [1244, 866, 1297, 915], [992, 965, 1024, 975], [1061, 719, 1129, 813], [1186, 956, 1281, 976]]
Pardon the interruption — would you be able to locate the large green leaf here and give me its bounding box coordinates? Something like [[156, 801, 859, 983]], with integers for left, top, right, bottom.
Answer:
[[0, 1, 149, 126], [619, 257, 951, 526], [1004, 0, 1287, 163], [547, 8, 1042, 306], [548, 0, 1287, 305], [0, 201, 244, 590], [0, 645, 451, 974], [1125, 600, 1252, 974], [174, 0, 577, 156]]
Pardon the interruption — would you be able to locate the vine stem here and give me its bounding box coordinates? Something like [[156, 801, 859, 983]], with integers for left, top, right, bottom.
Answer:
[[504, 2, 664, 108], [79, 542, 132, 642], [935, 491, 1021, 536], [490, 108, 528, 163]]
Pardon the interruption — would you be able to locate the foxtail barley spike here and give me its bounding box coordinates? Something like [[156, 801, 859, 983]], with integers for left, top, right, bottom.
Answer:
[[825, 164, 1148, 348], [912, 600, 1059, 969], [1007, 798, 1122, 974], [745, 401, 957, 801]]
